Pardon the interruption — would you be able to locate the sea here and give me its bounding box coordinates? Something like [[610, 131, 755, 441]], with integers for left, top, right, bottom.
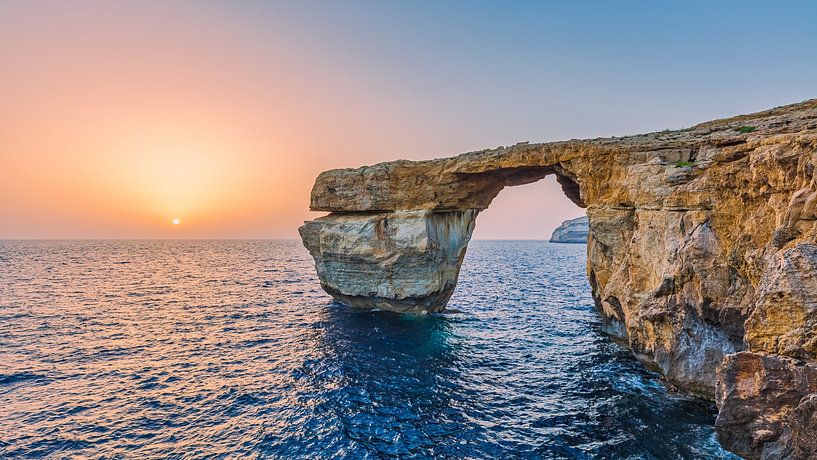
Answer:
[[0, 240, 739, 459]]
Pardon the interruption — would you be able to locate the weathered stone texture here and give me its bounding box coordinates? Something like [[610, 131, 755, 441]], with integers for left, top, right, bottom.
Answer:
[[299, 210, 477, 313], [716, 352, 817, 459], [300, 99, 817, 458]]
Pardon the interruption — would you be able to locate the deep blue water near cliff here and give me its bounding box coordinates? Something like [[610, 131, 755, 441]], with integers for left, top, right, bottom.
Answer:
[[0, 240, 737, 459]]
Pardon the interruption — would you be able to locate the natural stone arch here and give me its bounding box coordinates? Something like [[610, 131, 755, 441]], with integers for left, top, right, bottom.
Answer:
[[300, 100, 817, 459], [300, 161, 586, 314], [300, 151, 590, 315]]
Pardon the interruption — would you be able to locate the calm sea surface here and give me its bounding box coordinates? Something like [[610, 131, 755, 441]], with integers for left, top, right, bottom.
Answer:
[[0, 240, 737, 459]]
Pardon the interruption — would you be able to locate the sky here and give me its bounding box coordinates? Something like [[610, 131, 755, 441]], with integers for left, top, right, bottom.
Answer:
[[1, 1, 815, 239]]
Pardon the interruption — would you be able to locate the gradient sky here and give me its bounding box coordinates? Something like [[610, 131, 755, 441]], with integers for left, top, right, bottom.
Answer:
[[1, 1, 816, 239]]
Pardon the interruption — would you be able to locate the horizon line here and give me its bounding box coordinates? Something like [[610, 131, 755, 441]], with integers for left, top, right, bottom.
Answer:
[[0, 238, 567, 242]]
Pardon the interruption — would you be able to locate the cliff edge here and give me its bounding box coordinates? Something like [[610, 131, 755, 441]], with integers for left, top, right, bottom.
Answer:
[[300, 99, 817, 459], [549, 216, 589, 243]]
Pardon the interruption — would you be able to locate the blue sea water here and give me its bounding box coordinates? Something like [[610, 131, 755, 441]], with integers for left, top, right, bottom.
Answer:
[[0, 240, 737, 459]]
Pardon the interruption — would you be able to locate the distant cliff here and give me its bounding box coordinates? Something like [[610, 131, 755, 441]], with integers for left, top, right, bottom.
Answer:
[[549, 216, 588, 243]]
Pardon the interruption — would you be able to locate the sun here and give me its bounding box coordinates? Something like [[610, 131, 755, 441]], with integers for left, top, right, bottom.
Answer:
[[172, 218, 181, 225]]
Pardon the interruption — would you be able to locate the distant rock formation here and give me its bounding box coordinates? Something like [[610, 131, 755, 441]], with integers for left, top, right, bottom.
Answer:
[[300, 99, 817, 459], [549, 216, 588, 243]]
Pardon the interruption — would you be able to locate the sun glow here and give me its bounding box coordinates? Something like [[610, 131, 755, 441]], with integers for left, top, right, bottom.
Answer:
[[172, 218, 181, 225]]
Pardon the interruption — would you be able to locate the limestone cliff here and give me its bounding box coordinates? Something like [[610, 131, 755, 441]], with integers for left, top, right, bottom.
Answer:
[[549, 216, 589, 243], [299, 99, 817, 459]]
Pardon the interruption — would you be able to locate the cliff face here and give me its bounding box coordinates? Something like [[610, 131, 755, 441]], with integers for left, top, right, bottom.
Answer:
[[299, 210, 476, 312], [299, 99, 817, 459], [550, 216, 589, 243]]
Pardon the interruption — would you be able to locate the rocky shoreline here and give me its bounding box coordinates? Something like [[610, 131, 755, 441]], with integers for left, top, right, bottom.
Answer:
[[300, 99, 817, 459]]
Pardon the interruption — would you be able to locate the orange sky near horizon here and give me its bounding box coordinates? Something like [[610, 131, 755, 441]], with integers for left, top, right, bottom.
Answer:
[[2, 2, 814, 239], [1, 3, 339, 238], [0, 3, 583, 239]]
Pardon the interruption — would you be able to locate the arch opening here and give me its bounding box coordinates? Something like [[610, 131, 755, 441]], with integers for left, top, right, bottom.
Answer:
[[300, 163, 592, 314], [472, 174, 586, 241]]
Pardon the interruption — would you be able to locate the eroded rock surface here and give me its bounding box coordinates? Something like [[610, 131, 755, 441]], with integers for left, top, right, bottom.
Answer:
[[300, 99, 817, 458], [299, 210, 476, 313], [716, 352, 817, 459]]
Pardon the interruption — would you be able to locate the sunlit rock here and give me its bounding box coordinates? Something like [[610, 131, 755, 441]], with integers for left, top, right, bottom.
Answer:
[[299, 210, 477, 313], [300, 99, 817, 458]]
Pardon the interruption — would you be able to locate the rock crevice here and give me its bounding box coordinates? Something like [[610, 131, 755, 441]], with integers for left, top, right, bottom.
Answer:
[[300, 99, 817, 459]]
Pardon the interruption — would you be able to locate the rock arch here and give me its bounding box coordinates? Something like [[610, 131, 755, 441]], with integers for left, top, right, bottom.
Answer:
[[299, 100, 817, 459], [300, 158, 585, 311]]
